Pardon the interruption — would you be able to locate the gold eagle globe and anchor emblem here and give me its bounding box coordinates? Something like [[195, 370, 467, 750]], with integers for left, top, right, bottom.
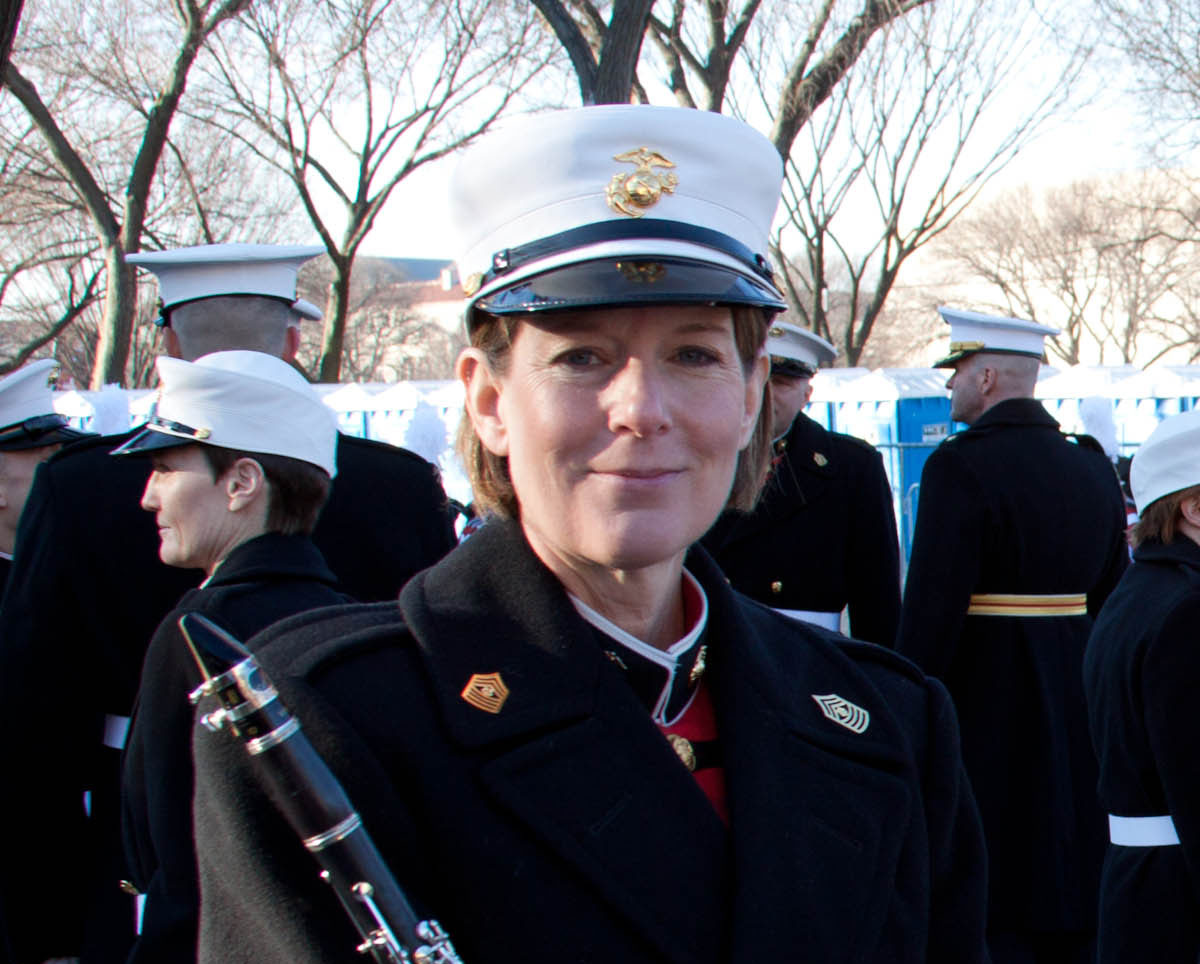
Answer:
[[606, 147, 678, 218]]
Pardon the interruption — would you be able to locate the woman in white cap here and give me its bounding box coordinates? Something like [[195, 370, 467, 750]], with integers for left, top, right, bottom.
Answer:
[[112, 351, 351, 964], [1084, 408, 1200, 963], [190, 106, 988, 963]]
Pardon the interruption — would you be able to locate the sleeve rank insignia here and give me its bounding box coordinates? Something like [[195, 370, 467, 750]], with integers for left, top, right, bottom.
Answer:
[[811, 693, 870, 734], [461, 672, 510, 714], [606, 148, 678, 218]]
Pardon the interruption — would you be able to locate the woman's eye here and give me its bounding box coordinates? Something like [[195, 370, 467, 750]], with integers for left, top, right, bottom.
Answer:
[[677, 346, 719, 365], [558, 348, 600, 367]]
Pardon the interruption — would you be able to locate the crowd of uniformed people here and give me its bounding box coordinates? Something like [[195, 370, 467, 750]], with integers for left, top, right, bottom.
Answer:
[[0, 103, 1188, 963]]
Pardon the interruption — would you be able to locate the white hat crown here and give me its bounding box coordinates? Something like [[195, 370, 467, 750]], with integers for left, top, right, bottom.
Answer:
[[935, 306, 1058, 368], [0, 358, 59, 429], [450, 105, 785, 316], [149, 351, 338, 476], [126, 243, 325, 320], [1130, 409, 1200, 512], [766, 322, 836, 370]]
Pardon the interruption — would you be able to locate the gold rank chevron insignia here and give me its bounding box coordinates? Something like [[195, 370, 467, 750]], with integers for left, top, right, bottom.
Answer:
[[461, 672, 509, 714], [811, 694, 870, 734]]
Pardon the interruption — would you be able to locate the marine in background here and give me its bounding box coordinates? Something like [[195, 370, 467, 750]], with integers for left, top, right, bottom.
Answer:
[[1084, 409, 1200, 963], [896, 306, 1130, 964], [0, 245, 457, 964], [115, 350, 354, 964], [702, 321, 900, 644], [0, 359, 92, 595]]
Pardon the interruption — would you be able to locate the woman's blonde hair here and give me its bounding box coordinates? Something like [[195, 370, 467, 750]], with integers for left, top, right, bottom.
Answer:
[[456, 305, 775, 520]]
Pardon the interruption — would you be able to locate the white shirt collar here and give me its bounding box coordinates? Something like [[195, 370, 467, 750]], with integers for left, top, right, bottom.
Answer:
[[569, 568, 708, 725]]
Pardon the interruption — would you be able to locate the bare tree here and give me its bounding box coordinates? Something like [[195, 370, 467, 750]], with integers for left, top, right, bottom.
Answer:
[[0, 0, 21, 75], [756, 0, 1094, 365], [2, 0, 254, 387], [0, 103, 105, 378], [536, 0, 933, 123], [198, 0, 551, 383], [532, 0, 655, 104], [936, 171, 1200, 366], [1095, 0, 1200, 157]]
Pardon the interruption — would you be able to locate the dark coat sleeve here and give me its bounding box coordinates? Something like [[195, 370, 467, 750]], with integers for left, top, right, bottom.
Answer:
[[895, 444, 985, 673], [1143, 596, 1200, 895], [121, 601, 209, 964], [190, 654, 412, 964], [921, 674, 990, 960], [844, 443, 901, 645], [0, 463, 93, 962]]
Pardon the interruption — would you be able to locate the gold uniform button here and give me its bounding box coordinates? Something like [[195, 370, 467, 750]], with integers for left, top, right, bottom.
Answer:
[[667, 733, 696, 771], [771, 581, 783, 594]]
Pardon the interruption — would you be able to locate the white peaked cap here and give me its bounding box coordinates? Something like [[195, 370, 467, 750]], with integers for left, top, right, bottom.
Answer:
[[766, 321, 836, 373], [0, 359, 91, 450], [1130, 409, 1200, 512], [0, 359, 60, 428], [934, 306, 1059, 368], [113, 351, 337, 476], [126, 244, 325, 320], [449, 105, 786, 323]]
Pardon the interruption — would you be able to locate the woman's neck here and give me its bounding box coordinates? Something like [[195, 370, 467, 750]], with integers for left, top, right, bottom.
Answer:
[[525, 532, 686, 651]]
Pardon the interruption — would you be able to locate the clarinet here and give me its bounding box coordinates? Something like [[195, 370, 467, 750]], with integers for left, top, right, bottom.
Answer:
[[180, 612, 463, 964]]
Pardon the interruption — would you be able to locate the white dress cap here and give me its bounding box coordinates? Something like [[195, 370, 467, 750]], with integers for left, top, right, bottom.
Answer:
[[933, 306, 1059, 368], [450, 105, 787, 323], [0, 359, 91, 450], [766, 321, 836, 375], [1129, 409, 1200, 512], [126, 243, 325, 320], [112, 351, 338, 477]]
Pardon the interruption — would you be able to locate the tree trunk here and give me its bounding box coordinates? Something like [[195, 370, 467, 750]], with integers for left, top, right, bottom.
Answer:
[[317, 255, 353, 383], [91, 245, 136, 388]]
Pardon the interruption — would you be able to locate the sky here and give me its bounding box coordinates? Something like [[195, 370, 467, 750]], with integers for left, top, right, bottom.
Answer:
[[361, 85, 1158, 266]]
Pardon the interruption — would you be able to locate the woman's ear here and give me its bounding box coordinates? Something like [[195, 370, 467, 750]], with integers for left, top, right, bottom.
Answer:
[[225, 457, 267, 512], [457, 347, 509, 457], [1180, 492, 1200, 530]]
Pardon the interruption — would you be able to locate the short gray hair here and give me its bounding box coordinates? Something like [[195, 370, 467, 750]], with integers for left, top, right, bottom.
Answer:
[[169, 296, 299, 360]]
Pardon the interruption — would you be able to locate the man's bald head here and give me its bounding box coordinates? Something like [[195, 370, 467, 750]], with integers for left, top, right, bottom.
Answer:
[[166, 296, 300, 362], [947, 352, 1040, 425]]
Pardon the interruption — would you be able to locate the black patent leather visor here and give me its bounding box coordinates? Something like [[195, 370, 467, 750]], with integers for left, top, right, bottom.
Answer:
[[110, 416, 210, 458], [0, 414, 92, 451], [475, 257, 787, 318], [770, 357, 817, 379]]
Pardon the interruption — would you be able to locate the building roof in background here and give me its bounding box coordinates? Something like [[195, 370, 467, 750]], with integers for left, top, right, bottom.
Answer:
[[375, 257, 455, 283]]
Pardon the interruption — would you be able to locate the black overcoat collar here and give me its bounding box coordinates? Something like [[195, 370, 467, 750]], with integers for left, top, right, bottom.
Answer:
[[204, 532, 338, 589], [1132, 537, 1200, 571], [964, 396, 1059, 434], [399, 519, 915, 963]]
